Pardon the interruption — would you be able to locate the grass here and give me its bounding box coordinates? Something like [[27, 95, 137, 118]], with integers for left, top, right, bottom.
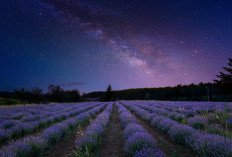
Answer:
[[0, 97, 27, 106]]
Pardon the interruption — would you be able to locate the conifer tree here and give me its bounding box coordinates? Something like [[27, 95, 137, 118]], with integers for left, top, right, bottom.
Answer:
[[105, 85, 115, 101], [215, 58, 232, 84]]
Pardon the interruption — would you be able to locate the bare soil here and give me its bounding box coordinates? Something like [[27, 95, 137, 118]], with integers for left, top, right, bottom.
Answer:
[[100, 104, 127, 157], [46, 125, 85, 157], [46, 107, 105, 157], [129, 109, 198, 157]]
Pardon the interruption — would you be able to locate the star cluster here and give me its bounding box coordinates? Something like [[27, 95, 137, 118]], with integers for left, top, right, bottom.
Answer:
[[0, 0, 232, 92]]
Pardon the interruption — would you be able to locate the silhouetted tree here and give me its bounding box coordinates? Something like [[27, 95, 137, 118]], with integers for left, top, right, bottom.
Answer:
[[47, 85, 64, 102], [104, 85, 115, 101], [215, 58, 232, 84], [62, 89, 80, 102], [30, 87, 43, 102], [14, 88, 28, 100]]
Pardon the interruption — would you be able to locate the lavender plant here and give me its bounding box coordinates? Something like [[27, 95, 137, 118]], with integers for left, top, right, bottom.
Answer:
[[187, 117, 208, 130], [74, 103, 113, 157], [124, 132, 157, 156]]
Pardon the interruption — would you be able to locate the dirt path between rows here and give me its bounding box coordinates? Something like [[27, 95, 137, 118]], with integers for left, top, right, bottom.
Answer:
[[46, 107, 105, 157], [128, 109, 197, 157], [45, 125, 85, 157], [101, 104, 127, 157]]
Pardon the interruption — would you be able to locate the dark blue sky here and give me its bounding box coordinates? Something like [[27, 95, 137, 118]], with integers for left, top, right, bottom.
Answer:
[[0, 0, 232, 92]]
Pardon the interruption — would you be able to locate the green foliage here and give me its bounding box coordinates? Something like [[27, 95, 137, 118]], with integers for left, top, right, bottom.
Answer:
[[0, 97, 23, 105], [145, 93, 151, 100]]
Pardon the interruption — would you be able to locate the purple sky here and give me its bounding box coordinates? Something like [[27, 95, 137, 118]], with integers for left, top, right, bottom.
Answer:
[[0, 0, 232, 92]]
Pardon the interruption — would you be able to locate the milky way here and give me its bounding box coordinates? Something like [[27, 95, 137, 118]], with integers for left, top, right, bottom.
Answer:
[[0, 0, 232, 92]]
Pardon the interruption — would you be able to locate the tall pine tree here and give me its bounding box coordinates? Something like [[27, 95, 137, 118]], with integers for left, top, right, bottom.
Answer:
[[104, 85, 115, 101], [215, 58, 232, 84]]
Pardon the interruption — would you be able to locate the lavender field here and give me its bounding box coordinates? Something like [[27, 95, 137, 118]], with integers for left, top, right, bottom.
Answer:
[[0, 101, 232, 157]]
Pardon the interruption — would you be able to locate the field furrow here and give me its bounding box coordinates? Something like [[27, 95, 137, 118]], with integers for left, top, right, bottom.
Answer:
[[124, 103, 196, 157], [101, 104, 126, 157], [0, 104, 106, 157], [46, 104, 107, 157]]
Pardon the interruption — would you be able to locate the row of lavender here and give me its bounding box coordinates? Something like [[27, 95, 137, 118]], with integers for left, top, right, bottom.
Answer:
[[0, 103, 100, 146], [123, 101, 232, 157], [134, 102, 232, 137], [0, 103, 106, 157], [136, 101, 232, 117], [154, 101, 232, 114], [117, 103, 165, 157], [74, 103, 113, 156], [0, 103, 85, 121], [0, 103, 97, 130]]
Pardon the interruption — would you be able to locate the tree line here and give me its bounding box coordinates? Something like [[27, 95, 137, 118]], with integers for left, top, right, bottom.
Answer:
[[83, 58, 232, 102], [1, 85, 80, 104], [1, 58, 232, 104]]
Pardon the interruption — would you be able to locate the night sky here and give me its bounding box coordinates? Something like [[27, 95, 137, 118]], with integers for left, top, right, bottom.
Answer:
[[0, 0, 232, 92]]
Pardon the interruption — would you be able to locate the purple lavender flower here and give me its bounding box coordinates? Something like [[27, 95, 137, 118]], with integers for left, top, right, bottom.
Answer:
[[75, 136, 98, 156], [186, 132, 232, 157], [85, 123, 104, 138], [172, 113, 185, 122], [123, 123, 145, 140], [140, 113, 153, 121], [42, 124, 67, 144], [119, 112, 137, 128], [124, 132, 157, 155], [207, 123, 224, 135], [9, 124, 23, 139], [184, 110, 195, 117], [226, 118, 232, 129], [157, 119, 178, 133], [207, 113, 220, 124], [188, 116, 208, 130], [0, 120, 17, 129], [74, 103, 112, 156], [0, 129, 10, 144], [150, 116, 165, 127], [2, 141, 32, 157], [168, 124, 196, 144], [135, 145, 166, 157]]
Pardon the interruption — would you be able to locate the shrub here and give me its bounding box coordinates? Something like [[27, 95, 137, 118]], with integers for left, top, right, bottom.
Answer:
[[75, 136, 98, 156], [134, 145, 166, 157], [226, 118, 232, 130], [150, 116, 165, 127], [123, 123, 145, 140], [157, 119, 178, 133], [207, 114, 220, 124], [188, 117, 208, 130], [0, 136, 46, 157], [42, 124, 67, 144], [141, 113, 153, 121], [0, 129, 10, 144], [186, 132, 232, 157], [119, 112, 137, 128], [168, 124, 196, 144], [124, 132, 156, 156], [171, 113, 185, 122], [184, 110, 195, 117], [207, 123, 224, 135], [0, 120, 17, 129]]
